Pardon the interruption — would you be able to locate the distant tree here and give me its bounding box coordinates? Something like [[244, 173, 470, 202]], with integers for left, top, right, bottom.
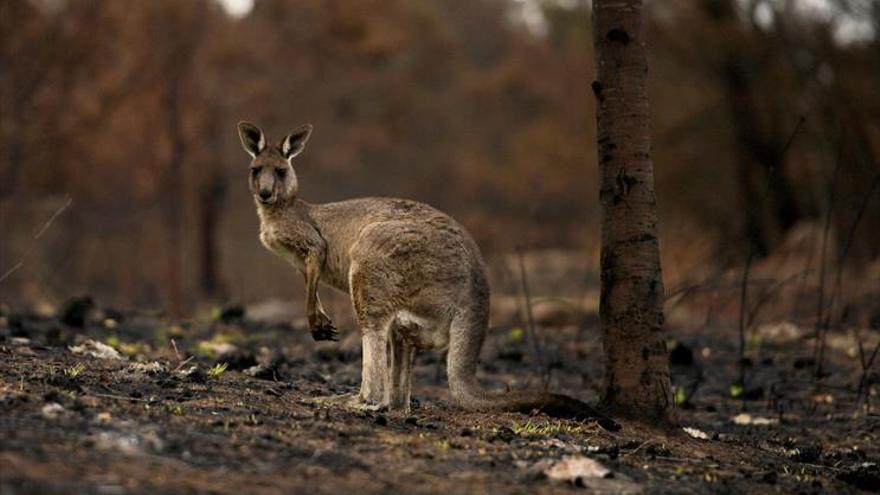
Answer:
[[591, 0, 672, 420]]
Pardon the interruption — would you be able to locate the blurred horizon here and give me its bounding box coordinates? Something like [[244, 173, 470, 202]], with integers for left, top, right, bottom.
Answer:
[[1, 0, 878, 321]]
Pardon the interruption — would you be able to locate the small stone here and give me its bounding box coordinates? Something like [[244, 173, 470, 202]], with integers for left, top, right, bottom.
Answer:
[[42, 402, 65, 420], [669, 341, 694, 366], [683, 426, 710, 440], [244, 364, 276, 380], [94, 411, 113, 425], [179, 366, 207, 383], [126, 362, 166, 375], [544, 456, 612, 483], [59, 296, 95, 328], [69, 339, 123, 361]]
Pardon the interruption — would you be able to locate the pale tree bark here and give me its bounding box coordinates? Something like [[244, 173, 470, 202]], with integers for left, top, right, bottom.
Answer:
[[591, 0, 673, 421]]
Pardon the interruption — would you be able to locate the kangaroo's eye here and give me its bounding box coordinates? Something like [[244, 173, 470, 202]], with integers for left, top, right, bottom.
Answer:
[[250, 167, 260, 178], [276, 168, 287, 179]]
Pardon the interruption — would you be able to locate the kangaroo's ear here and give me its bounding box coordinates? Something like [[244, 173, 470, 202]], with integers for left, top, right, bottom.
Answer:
[[238, 121, 266, 158], [280, 124, 313, 160]]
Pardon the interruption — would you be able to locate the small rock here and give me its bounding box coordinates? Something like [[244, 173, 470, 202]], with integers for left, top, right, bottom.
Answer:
[[59, 296, 95, 328], [731, 413, 778, 426], [683, 426, 710, 440], [42, 402, 65, 420], [178, 365, 207, 383], [669, 341, 694, 366], [544, 456, 612, 484], [244, 364, 276, 380], [69, 339, 123, 361], [127, 362, 166, 375], [93, 411, 113, 425]]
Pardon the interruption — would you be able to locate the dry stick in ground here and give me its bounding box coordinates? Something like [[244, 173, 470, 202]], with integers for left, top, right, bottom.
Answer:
[[0, 195, 73, 284], [737, 251, 753, 412], [813, 140, 845, 381], [855, 328, 880, 413], [737, 117, 804, 410], [170, 338, 195, 371], [515, 247, 550, 389], [171, 338, 182, 362], [746, 270, 810, 326], [827, 175, 880, 318], [821, 176, 880, 409]]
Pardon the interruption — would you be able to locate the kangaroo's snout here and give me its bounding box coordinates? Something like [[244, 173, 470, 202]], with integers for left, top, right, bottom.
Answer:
[[258, 189, 273, 202]]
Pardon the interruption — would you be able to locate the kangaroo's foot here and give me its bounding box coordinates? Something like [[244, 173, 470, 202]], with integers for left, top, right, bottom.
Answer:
[[306, 392, 390, 412]]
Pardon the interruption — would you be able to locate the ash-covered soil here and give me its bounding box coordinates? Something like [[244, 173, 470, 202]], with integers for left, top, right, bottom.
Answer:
[[0, 298, 878, 494]]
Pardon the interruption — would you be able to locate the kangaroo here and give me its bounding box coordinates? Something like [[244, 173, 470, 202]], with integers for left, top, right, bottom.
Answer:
[[238, 121, 619, 431]]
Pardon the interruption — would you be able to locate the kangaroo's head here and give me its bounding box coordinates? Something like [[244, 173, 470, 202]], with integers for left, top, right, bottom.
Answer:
[[237, 121, 313, 206]]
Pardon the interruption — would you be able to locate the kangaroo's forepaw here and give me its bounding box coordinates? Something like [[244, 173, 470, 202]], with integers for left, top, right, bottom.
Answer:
[[310, 314, 339, 341]]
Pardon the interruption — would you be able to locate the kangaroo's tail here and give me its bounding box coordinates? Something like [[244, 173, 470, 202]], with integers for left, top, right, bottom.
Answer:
[[446, 310, 620, 432]]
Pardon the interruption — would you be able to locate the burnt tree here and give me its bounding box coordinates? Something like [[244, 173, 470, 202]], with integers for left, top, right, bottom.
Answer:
[[591, 0, 673, 421]]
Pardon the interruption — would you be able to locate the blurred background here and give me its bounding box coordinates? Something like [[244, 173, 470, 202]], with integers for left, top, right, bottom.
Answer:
[[1, 0, 878, 327]]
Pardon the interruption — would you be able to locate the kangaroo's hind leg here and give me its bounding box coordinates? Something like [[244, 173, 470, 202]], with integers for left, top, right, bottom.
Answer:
[[359, 328, 388, 406], [385, 323, 415, 412]]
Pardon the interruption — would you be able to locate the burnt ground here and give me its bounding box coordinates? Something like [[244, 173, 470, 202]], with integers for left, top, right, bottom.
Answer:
[[0, 300, 878, 494]]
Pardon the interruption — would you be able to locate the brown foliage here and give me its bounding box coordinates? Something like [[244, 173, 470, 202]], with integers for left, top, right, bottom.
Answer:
[[0, 0, 877, 312]]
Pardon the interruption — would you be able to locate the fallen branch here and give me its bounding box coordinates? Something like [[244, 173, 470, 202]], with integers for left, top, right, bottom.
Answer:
[[515, 246, 549, 389]]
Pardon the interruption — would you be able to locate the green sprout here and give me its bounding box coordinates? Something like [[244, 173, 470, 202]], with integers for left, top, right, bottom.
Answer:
[[507, 327, 526, 343], [674, 386, 688, 406], [63, 363, 85, 379], [729, 383, 744, 399], [209, 362, 229, 380]]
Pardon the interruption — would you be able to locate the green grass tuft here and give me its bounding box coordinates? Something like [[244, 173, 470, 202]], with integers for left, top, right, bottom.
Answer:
[[209, 362, 229, 380]]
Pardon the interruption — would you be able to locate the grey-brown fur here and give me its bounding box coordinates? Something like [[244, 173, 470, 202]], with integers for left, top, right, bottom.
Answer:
[[238, 122, 618, 430]]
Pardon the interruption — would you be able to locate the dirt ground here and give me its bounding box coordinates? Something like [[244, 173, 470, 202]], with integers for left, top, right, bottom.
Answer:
[[1, 296, 878, 494]]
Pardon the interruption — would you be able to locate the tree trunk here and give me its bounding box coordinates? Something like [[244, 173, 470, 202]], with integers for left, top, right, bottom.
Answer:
[[162, 80, 186, 318], [199, 168, 226, 299], [707, 0, 802, 256], [591, 0, 673, 421]]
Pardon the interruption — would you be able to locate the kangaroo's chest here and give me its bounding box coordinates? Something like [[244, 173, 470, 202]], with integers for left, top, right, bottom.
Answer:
[[259, 223, 307, 272]]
